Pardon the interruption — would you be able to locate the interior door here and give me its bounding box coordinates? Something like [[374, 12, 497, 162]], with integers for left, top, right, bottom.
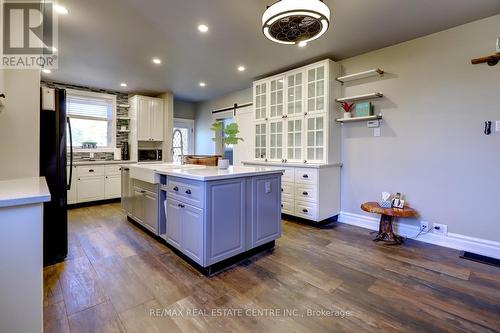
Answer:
[[137, 97, 151, 141], [233, 105, 253, 166]]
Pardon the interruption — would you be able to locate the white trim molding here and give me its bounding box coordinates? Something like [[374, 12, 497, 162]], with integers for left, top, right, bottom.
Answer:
[[338, 211, 500, 260]]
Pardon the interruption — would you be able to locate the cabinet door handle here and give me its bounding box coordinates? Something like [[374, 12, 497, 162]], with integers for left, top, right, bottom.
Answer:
[[302, 191, 308, 196], [89, 169, 94, 173], [302, 208, 309, 213], [185, 189, 192, 195], [281, 204, 284, 208], [178, 203, 185, 208], [140, 190, 146, 194], [302, 174, 309, 179], [173, 186, 179, 191], [281, 188, 284, 192]]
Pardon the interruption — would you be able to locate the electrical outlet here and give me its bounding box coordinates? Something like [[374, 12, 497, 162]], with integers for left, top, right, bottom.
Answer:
[[433, 223, 448, 236], [374, 128, 381, 137], [420, 221, 430, 232], [496, 120, 500, 132]]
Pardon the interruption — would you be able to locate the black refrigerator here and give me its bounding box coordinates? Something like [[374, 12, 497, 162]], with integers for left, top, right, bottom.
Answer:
[[40, 88, 72, 266]]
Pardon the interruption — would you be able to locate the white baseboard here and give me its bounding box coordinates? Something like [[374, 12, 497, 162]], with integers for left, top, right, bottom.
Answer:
[[338, 211, 500, 260]]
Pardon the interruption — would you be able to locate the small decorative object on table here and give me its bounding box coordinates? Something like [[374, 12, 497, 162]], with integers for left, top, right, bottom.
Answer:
[[391, 192, 405, 209], [340, 101, 355, 119], [379, 192, 392, 208], [210, 121, 244, 169]]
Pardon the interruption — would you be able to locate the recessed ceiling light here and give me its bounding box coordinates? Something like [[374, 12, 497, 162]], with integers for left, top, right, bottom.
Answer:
[[152, 58, 162, 65], [42, 69, 51, 74], [237, 66, 246, 72], [199, 82, 206, 87], [54, 4, 68, 15], [198, 24, 209, 33], [120, 83, 127, 87], [298, 41, 308, 47]]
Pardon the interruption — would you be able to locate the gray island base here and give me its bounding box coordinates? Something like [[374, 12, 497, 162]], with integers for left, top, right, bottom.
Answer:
[[122, 164, 283, 276]]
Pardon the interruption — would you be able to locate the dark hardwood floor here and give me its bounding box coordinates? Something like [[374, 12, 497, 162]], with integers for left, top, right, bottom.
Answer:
[[43, 203, 500, 333]]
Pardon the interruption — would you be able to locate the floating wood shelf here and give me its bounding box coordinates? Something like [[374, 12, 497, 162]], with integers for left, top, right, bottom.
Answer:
[[117, 117, 130, 120], [471, 54, 500, 66], [118, 104, 130, 108], [336, 114, 383, 123], [336, 69, 384, 84], [118, 130, 130, 133], [336, 92, 383, 103]]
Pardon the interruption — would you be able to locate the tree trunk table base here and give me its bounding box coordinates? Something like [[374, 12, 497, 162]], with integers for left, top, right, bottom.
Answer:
[[373, 214, 404, 245]]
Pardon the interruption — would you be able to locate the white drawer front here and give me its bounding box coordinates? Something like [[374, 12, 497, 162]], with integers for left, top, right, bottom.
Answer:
[[295, 184, 317, 203], [77, 165, 104, 177], [167, 178, 204, 208], [105, 164, 122, 176], [281, 181, 294, 197], [295, 201, 318, 221], [281, 197, 294, 215], [281, 167, 295, 182], [294, 168, 318, 184]]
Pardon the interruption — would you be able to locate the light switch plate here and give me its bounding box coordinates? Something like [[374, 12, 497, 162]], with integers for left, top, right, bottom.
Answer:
[[496, 120, 500, 132], [374, 128, 381, 137], [367, 120, 380, 128]]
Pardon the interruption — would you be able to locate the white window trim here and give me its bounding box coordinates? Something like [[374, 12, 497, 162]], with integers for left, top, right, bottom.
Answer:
[[173, 118, 195, 155], [67, 89, 117, 153]]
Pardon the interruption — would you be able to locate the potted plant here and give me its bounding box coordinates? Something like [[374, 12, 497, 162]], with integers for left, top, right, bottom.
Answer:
[[340, 101, 355, 119], [210, 121, 244, 169]]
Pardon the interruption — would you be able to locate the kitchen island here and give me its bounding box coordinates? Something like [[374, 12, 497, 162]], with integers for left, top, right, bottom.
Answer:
[[121, 164, 283, 275]]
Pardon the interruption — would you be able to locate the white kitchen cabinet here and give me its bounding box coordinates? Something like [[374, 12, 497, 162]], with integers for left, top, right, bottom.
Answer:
[[77, 176, 105, 203], [131, 183, 159, 234], [104, 175, 121, 199], [131, 95, 165, 142], [251, 59, 340, 165]]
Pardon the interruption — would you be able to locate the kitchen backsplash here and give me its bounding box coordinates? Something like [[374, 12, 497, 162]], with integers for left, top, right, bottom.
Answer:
[[41, 80, 129, 161]]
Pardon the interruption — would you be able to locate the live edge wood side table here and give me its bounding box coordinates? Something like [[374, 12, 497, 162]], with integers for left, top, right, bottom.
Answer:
[[360, 202, 418, 245]]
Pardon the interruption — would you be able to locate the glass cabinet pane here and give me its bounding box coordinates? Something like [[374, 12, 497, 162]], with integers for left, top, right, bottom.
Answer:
[[286, 72, 303, 116], [305, 115, 325, 162], [269, 78, 284, 119], [255, 123, 267, 159], [286, 118, 303, 161], [306, 64, 327, 113], [269, 120, 284, 160], [254, 83, 267, 120]]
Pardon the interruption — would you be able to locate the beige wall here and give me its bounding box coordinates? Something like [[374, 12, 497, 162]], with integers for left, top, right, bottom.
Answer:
[[339, 14, 500, 242], [194, 14, 500, 243], [0, 69, 41, 180]]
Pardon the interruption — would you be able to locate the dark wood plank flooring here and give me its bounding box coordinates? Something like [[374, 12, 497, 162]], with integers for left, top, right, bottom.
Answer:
[[43, 203, 500, 333]]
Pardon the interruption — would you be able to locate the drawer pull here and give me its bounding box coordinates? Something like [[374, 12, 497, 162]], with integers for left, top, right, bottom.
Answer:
[[185, 189, 192, 195], [302, 191, 309, 196], [281, 204, 284, 208], [173, 186, 179, 191], [281, 188, 284, 192], [140, 190, 146, 194], [302, 174, 308, 179], [302, 208, 309, 213], [89, 169, 94, 173], [178, 204, 185, 208]]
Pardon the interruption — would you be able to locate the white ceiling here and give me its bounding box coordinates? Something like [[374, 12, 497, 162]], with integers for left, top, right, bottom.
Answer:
[[46, 0, 500, 102]]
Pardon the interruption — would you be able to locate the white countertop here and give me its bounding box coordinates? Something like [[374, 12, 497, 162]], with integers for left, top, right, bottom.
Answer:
[[0, 177, 51, 208], [68, 160, 137, 166], [156, 165, 284, 181], [242, 161, 343, 169]]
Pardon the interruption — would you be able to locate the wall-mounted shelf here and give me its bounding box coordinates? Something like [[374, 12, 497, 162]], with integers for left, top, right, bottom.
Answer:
[[471, 54, 500, 66], [336, 69, 384, 84], [336, 114, 382, 123], [336, 92, 383, 103], [118, 104, 130, 108], [117, 117, 130, 120], [118, 129, 130, 133]]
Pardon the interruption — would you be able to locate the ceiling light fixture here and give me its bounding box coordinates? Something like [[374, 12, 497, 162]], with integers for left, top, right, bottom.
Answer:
[[54, 4, 68, 15], [120, 83, 127, 87], [42, 69, 51, 74], [262, 0, 330, 45], [199, 82, 206, 87], [237, 65, 246, 72], [152, 58, 162, 65], [198, 24, 209, 33]]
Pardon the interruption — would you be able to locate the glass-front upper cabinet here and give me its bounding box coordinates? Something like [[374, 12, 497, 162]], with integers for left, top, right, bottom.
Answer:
[[268, 120, 284, 161], [269, 77, 284, 119], [286, 118, 303, 162], [286, 71, 304, 117], [254, 122, 267, 160], [254, 82, 267, 121], [306, 64, 327, 114], [305, 114, 326, 163]]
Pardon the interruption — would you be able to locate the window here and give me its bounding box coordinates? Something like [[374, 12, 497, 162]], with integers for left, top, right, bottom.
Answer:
[[66, 90, 117, 151], [172, 118, 194, 163]]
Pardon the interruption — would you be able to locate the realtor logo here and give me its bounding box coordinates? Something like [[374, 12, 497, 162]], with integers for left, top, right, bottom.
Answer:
[[1, 0, 58, 69]]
